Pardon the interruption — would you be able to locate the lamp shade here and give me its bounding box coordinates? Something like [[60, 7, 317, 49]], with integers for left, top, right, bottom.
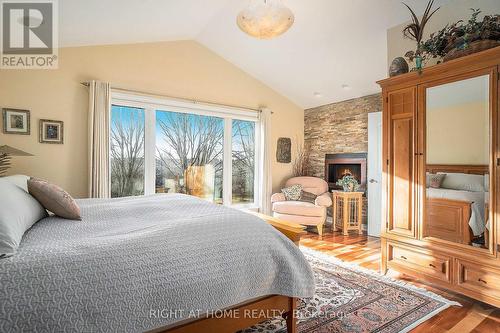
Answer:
[[237, 0, 294, 39], [0, 145, 33, 156]]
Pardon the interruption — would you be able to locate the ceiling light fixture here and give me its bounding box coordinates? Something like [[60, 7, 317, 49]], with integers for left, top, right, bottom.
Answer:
[[237, 0, 295, 39]]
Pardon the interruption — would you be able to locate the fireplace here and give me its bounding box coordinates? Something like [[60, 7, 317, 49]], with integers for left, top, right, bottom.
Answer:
[[325, 153, 367, 191]]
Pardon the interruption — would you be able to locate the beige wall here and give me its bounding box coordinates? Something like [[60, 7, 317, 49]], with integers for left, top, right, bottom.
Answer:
[[0, 40, 303, 197], [387, 0, 500, 70], [427, 101, 489, 164]]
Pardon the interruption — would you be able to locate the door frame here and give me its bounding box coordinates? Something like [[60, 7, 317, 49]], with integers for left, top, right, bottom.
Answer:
[[368, 111, 383, 237]]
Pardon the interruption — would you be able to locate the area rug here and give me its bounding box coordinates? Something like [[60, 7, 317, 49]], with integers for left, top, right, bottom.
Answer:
[[241, 247, 460, 333]]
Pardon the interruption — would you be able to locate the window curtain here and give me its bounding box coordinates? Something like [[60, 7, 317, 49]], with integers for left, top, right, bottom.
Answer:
[[259, 108, 272, 214], [88, 81, 111, 198]]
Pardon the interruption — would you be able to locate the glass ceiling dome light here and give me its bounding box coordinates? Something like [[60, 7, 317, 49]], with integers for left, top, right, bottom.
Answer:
[[237, 0, 295, 39]]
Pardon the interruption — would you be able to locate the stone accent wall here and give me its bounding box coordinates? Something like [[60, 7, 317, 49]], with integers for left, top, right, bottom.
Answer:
[[304, 93, 382, 226]]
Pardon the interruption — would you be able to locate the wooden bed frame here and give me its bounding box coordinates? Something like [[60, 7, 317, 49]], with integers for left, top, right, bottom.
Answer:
[[426, 164, 489, 175], [152, 213, 307, 333], [425, 164, 488, 245]]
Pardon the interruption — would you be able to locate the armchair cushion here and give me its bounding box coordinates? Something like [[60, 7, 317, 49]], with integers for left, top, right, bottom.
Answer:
[[315, 193, 332, 207], [273, 212, 325, 226], [271, 192, 286, 203], [273, 201, 324, 217]]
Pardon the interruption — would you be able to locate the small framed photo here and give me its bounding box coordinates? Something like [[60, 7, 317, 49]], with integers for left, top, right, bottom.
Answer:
[[39, 119, 64, 144], [2, 108, 30, 135]]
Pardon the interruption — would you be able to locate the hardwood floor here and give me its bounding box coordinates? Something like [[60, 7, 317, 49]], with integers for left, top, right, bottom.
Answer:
[[299, 230, 500, 333]]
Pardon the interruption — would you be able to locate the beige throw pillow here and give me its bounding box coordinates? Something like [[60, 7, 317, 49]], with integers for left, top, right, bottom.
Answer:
[[427, 174, 446, 189], [28, 178, 81, 220]]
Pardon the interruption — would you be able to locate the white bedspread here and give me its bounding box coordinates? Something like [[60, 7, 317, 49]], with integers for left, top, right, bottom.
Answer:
[[427, 188, 488, 236], [0, 194, 315, 332]]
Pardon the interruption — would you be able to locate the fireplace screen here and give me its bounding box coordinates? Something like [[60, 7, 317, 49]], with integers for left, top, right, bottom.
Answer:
[[328, 164, 362, 185]]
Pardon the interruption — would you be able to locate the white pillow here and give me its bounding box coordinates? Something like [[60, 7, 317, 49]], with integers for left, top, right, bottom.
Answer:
[[438, 172, 485, 192], [0, 178, 48, 257], [3, 174, 30, 192]]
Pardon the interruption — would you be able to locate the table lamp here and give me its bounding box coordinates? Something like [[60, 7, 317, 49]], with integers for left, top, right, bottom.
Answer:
[[0, 145, 33, 176]]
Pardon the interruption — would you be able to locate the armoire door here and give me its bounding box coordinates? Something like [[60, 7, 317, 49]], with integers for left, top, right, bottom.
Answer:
[[385, 87, 417, 238]]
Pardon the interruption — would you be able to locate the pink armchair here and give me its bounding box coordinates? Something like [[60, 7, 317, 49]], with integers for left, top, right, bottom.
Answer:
[[271, 176, 332, 236]]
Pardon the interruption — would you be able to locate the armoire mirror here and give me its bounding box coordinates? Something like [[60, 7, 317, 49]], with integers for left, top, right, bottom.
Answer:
[[424, 74, 491, 250]]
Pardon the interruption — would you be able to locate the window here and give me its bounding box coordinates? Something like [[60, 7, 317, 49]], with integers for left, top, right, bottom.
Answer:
[[232, 120, 255, 204], [110, 92, 260, 207], [155, 110, 224, 204], [110, 105, 145, 198]]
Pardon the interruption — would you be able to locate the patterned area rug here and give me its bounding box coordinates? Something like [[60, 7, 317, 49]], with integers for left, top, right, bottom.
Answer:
[[242, 247, 460, 333]]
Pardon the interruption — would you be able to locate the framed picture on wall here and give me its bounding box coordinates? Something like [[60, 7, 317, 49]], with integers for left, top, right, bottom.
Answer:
[[39, 119, 64, 144], [276, 137, 291, 163], [2, 108, 30, 135]]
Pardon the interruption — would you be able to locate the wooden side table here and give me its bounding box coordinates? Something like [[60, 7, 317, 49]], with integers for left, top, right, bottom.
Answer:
[[332, 191, 363, 235]]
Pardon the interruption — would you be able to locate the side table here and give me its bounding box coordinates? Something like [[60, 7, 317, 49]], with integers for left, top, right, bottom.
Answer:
[[332, 191, 363, 235]]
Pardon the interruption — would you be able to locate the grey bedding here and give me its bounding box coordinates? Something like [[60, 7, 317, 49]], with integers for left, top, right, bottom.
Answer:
[[0, 194, 315, 332]]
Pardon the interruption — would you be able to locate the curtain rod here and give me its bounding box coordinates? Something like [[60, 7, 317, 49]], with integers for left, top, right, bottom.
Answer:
[[80, 82, 269, 113]]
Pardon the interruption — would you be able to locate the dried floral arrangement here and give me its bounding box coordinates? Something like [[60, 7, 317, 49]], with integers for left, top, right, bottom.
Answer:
[[420, 9, 500, 62], [402, 0, 440, 70], [292, 141, 311, 177]]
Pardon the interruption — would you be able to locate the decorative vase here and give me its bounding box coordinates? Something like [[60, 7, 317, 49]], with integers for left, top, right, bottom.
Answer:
[[389, 57, 409, 77], [415, 55, 423, 71], [343, 183, 355, 192]]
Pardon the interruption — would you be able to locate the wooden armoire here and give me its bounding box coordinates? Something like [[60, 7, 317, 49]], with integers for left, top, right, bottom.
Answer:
[[377, 47, 500, 306]]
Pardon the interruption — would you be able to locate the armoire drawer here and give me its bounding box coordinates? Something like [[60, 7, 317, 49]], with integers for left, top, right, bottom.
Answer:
[[387, 242, 451, 282], [456, 259, 500, 300]]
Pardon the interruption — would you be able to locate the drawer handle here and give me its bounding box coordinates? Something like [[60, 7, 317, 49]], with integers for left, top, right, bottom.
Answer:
[[478, 278, 487, 284], [429, 263, 436, 268], [400, 256, 407, 260]]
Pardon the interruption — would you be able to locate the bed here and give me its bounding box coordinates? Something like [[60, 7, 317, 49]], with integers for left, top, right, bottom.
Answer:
[[425, 165, 489, 245], [0, 194, 315, 333]]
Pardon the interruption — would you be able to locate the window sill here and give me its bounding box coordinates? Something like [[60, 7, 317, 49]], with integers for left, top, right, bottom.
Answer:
[[230, 204, 260, 213]]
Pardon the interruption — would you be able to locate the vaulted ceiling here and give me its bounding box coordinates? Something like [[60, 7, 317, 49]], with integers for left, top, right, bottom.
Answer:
[[60, 0, 452, 108]]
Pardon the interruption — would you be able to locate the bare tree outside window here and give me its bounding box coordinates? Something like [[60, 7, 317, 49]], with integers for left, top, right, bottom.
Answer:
[[232, 120, 255, 204], [155, 111, 224, 203], [110, 106, 145, 198]]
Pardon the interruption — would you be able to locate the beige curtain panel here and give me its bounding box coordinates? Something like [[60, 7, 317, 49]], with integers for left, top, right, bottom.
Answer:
[[88, 81, 111, 198], [259, 108, 272, 215]]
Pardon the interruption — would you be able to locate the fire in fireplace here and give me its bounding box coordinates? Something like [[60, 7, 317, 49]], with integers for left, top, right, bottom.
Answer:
[[325, 153, 367, 191]]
